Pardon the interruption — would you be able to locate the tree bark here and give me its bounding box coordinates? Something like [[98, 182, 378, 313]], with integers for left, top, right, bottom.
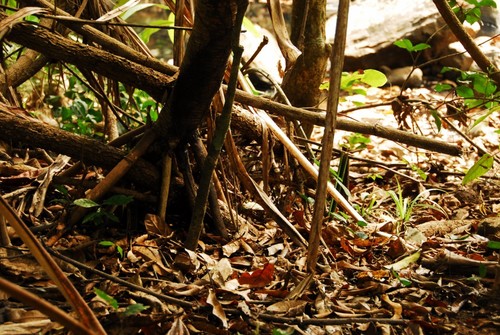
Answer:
[[153, 1, 239, 143], [282, 0, 330, 136], [0, 106, 159, 189], [2, 11, 174, 101]]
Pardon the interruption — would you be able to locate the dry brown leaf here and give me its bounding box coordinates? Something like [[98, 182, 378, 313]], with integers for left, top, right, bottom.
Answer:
[[207, 289, 228, 328], [144, 213, 172, 237], [166, 316, 190, 335], [266, 300, 307, 316]]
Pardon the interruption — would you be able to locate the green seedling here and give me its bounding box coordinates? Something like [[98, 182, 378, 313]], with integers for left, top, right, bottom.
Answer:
[[94, 288, 149, 316], [387, 180, 446, 233], [73, 194, 134, 225], [99, 240, 124, 258]]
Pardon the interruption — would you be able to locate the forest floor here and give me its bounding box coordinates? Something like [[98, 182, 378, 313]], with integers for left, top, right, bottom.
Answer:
[[0, 81, 500, 335]]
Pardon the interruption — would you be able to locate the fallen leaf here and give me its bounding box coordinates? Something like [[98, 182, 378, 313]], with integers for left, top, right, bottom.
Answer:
[[238, 263, 274, 288], [207, 289, 228, 328], [166, 316, 189, 335], [144, 214, 172, 237], [385, 250, 421, 271], [266, 300, 307, 316]]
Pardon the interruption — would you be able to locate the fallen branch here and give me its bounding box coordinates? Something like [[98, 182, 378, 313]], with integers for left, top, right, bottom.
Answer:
[[232, 89, 462, 156]]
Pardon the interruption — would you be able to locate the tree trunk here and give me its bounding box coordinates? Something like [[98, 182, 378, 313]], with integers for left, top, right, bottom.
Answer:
[[282, 0, 330, 137], [153, 1, 243, 144]]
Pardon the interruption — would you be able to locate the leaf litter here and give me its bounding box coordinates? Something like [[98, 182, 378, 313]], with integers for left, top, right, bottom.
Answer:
[[0, 84, 499, 334]]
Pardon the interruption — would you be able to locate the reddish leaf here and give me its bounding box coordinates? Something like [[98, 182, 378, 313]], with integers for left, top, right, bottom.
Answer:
[[238, 263, 274, 288]]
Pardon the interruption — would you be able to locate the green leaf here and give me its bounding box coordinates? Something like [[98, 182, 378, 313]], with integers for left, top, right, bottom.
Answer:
[[121, 3, 169, 20], [470, 107, 497, 129], [319, 81, 330, 90], [434, 83, 452, 92], [472, 74, 497, 95], [456, 85, 475, 98], [149, 109, 158, 122], [99, 240, 115, 247], [394, 39, 414, 51], [487, 240, 500, 249], [462, 154, 494, 185], [123, 303, 149, 316], [385, 250, 421, 271], [73, 198, 100, 208], [103, 194, 134, 206], [361, 69, 387, 87], [116, 245, 124, 258], [411, 43, 431, 52], [82, 211, 104, 224], [430, 109, 442, 132], [94, 288, 119, 310]]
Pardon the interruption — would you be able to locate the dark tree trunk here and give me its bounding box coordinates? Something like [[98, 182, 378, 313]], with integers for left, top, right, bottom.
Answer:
[[153, 1, 241, 144]]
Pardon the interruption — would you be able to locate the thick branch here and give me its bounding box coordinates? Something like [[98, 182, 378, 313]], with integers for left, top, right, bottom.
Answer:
[[232, 90, 462, 156], [153, 1, 236, 142], [20, 0, 177, 77], [0, 107, 159, 189], [433, 0, 500, 84], [2, 12, 174, 101]]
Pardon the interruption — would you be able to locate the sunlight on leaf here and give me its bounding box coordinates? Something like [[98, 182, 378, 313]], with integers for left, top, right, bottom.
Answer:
[[361, 69, 387, 87], [73, 198, 99, 208], [385, 250, 421, 271], [94, 288, 118, 310], [462, 154, 494, 185]]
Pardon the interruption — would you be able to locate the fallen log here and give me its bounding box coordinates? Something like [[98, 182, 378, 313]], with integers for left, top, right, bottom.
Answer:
[[0, 105, 160, 189]]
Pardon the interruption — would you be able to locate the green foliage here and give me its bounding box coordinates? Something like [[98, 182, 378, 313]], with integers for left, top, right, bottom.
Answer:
[[99, 240, 124, 258], [487, 240, 500, 249], [394, 39, 431, 53], [321, 69, 387, 96], [119, 2, 174, 44], [272, 328, 294, 335], [94, 288, 149, 316], [387, 181, 446, 232], [73, 195, 134, 225], [449, 0, 497, 25], [462, 154, 494, 184], [94, 288, 119, 310], [341, 133, 371, 151], [402, 159, 428, 181], [391, 269, 412, 287]]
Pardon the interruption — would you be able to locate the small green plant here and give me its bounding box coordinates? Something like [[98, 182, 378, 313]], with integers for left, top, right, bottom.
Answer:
[[320, 68, 387, 99], [341, 133, 371, 152], [73, 194, 134, 225], [394, 39, 431, 54], [99, 240, 124, 258], [387, 181, 446, 233], [391, 269, 412, 287], [94, 288, 148, 316]]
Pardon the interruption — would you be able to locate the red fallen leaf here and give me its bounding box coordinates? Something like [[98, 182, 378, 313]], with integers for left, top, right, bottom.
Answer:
[[238, 263, 274, 288], [292, 210, 306, 228], [340, 237, 355, 256], [468, 253, 485, 261]]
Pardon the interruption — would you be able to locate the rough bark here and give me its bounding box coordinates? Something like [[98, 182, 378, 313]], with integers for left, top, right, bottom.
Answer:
[[0, 107, 159, 189], [2, 11, 174, 101], [21, 0, 177, 77], [281, 0, 330, 136], [153, 1, 238, 143]]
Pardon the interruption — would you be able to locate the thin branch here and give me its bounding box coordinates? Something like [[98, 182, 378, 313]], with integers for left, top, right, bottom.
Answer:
[[184, 1, 247, 249], [307, 0, 350, 273]]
